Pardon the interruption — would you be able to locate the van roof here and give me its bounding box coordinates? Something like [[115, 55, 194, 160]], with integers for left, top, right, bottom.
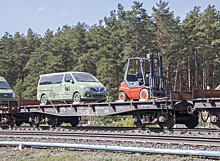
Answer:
[[0, 77, 7, 81], [40, 71, 90, 77]]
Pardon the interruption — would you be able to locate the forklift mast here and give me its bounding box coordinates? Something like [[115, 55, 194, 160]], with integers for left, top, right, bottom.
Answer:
[[147, 53, 163, 90]]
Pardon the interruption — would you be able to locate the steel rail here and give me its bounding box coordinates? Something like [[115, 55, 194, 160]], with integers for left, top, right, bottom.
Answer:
[[5, 125, 220, 134], [0, 130, 220, 146]]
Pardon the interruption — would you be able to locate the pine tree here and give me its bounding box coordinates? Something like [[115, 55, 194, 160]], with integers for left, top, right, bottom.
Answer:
[[197, 5, 220, 89], [152, 0, 182, 90], [0, 32, 17, 86]]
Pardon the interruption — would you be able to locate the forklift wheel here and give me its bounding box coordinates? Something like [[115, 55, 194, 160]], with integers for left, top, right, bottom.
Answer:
[[118, 92, 127, 102], [139, 89, 149, 99]]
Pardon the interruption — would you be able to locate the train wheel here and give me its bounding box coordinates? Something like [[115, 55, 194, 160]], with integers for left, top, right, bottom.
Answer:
[[73, 92, 81, 102], [56, 121, 63, 126], [41, 94, 48, 105], [212, 121, 220, 130], [133, 115, 145, 128], [118, 92, 127, 102], [29, 115, 41, 128], [8, 116, 15, 128], [184, 115, 198, 129], [139, 89, 149, 99], [48, 116, 58, 128], [158, 114, 175, 129], [70, 117, 80, 127], [15, 121, 23, 126]]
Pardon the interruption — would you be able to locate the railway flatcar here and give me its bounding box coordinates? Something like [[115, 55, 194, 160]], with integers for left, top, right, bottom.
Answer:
[[0, 54, 219, 130]]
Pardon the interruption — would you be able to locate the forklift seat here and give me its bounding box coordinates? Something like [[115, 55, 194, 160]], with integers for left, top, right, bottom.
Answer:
[[127, 74, 137, 82], [136, 72, 143, 78]]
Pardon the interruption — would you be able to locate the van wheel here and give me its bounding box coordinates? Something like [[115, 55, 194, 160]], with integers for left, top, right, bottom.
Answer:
[[73, 92, 81, 102], [41, 94, 48, 105]]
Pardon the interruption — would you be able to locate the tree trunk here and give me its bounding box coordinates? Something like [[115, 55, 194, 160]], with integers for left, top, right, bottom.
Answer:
[[188, 55, 191, 91], [203, 65, 206, 89], [213, 62, 216, 89], [205, 53, 208, 89], [174, 55, 180, 91], [195, 40, 198, 89]]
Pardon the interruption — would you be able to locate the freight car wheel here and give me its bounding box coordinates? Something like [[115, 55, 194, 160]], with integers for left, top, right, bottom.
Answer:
[[184, 115, 198, 129], [70, 117, 80, 127], [56, 121, 63, 126], [48, 116, 58, 128], [158, 114, 175, 129], [118, 92, 127, 102], [139, 88, 149, 99], [15, 121, 23, 126], [8, 116, 15, 128], [73, 92, 81, 102], [133, 115, 145, 128], [134, 119, 145, 128], [29, 115, 41, 128]]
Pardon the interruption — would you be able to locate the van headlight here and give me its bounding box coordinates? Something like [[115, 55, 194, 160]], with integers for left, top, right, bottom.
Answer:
[[12, 92, 16, 98], [80, 85, 90, 91]]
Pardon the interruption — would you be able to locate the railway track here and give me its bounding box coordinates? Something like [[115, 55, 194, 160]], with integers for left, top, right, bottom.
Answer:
[[1, 130, 220, 146], [0, 126, 220, 148], [2, 125, 220, 138]]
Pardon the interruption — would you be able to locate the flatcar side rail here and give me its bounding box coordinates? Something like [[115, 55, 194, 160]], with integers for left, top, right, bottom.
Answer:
[[192, 89, 220, 110], [193, 89, 220, 99], [16, 99, 175, 117]]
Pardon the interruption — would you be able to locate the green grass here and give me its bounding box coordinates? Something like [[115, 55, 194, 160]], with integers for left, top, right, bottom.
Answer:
[[0, 147, 214, 161]]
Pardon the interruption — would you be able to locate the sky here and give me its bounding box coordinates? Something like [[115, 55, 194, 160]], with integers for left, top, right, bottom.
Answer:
[[0, 0, 219, 37]]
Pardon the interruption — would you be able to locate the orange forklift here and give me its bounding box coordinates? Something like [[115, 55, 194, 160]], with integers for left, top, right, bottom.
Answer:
[[119, 53, 168, 101]]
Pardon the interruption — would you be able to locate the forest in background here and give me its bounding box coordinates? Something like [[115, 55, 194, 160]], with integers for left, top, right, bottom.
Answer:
[[0, 1, 219, 101]]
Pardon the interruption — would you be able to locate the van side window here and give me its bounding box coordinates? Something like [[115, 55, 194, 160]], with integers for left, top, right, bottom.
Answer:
[[39, 75, 63, 85], [52, 75, 63, 84], [39, 76, 52, 85], [65, 74, 73, 83]]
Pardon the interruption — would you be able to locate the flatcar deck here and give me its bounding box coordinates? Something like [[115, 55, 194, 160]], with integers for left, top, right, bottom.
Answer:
[[0, 89, 219, 129]]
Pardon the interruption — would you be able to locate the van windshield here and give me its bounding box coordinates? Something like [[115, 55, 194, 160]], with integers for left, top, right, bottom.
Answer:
[[0, 81, 12, 89], [72, 73, 98, 82]]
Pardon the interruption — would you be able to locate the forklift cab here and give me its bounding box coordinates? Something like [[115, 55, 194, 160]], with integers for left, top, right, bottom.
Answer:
[[119, 53, 168, 101], [125, 58, 149, 87]]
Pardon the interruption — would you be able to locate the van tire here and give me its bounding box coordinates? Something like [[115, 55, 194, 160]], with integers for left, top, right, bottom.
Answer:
[[73, 92, 81, 102], [41, 94, 48, 105]]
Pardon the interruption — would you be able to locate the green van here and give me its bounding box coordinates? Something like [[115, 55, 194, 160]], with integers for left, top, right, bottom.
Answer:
[[37, 72, 107, 104], [0, 77, 16, 104]]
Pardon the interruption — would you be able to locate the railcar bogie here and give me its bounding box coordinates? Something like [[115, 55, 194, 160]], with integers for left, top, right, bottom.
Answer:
[[132, 110, 175, 129], [209, 112, 220, 129]]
